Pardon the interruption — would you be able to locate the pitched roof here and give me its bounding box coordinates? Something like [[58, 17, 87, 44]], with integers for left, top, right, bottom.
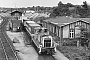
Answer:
[[43, 16, 90, 27], [11, 10, 22, 14]]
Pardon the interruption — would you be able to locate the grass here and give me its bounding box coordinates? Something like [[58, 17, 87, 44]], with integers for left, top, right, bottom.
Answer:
[[57, 46, 90, 60], [49, 29, 90, 60], [52, 34, 90, 60]]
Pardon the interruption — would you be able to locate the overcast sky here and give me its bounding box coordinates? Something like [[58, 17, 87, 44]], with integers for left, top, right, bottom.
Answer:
[[0, 0, 90, 8]]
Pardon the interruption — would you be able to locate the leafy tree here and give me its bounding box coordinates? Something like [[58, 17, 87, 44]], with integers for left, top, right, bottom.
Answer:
[[67, 3, 74, 7], [79, 27, 90, 47], [82, 1, 88, 9], [76, 1, 90, 18], [50, 1, 74, 17], [50, 1, 90, 17], [58, 1, 64, 7]]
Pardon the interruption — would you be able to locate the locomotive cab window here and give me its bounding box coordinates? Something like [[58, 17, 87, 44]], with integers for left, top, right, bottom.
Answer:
[[44, 29, 48, 33], [44, 38, 51, 47]]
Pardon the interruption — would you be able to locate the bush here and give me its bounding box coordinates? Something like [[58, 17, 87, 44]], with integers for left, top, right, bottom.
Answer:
[[63, 40, 77, 46], [57, 46, 90, 60]]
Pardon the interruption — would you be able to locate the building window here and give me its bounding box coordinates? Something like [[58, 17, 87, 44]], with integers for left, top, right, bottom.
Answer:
[[56, 27, 58, 36], [50, 24, 52, 32], [54, 26, 56, 34], [51, 25, 52, 33], [70, 29, 74, 38], [80, 22, 81, 26], [59, 29, 61, 37], [53, 26, 54, 33], [45, 22, 47, 28], [48, 24, 50, 31], [56, 27, 59, 36], [43, 23, 45, 27], [45, 23, 46, 27], [47, 24, 49, 30], [70, 24, 74, 29]]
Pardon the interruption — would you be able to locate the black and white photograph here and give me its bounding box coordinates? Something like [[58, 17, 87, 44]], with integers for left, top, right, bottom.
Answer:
[[0, 0, 90, 60]]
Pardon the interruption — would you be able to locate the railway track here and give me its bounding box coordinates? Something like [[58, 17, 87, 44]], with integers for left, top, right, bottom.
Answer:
[[0, 17, 19, 60]]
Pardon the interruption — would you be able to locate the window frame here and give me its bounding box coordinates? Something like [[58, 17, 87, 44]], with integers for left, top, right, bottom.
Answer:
[[69, 29, 74, 38]]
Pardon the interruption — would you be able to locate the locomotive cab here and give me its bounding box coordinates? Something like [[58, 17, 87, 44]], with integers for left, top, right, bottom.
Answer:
[[42, 35, 52, 48], [32, 32, 56, 54], [38, 35, 56, 54]]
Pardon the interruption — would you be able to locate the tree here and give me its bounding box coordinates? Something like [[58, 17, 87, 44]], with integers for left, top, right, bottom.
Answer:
[[50, 1, 74, 17], [58, 1, 64, 7], [67, 3, 74, 7], [79, 27, 90, 48], [76, 1, 90, 18], [82, 1, 88, 9]]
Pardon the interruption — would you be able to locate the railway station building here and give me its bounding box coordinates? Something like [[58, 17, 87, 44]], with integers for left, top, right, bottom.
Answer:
[[41, 17, 90, 46], [8, 10, 23, 32], [10, 10, 22, 20], [9, 20, 22, 32]]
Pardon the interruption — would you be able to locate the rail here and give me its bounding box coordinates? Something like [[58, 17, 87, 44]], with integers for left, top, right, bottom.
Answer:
[[0, 17, 20, 60]]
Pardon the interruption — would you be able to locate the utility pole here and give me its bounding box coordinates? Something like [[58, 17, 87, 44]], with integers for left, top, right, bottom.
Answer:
[[14, 3, 16, 8], [14, 3, 18, 11]]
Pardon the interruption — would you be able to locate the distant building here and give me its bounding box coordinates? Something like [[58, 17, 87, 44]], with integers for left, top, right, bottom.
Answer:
[[25, 10, 35, 13], [41, 17, 90, 46]]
